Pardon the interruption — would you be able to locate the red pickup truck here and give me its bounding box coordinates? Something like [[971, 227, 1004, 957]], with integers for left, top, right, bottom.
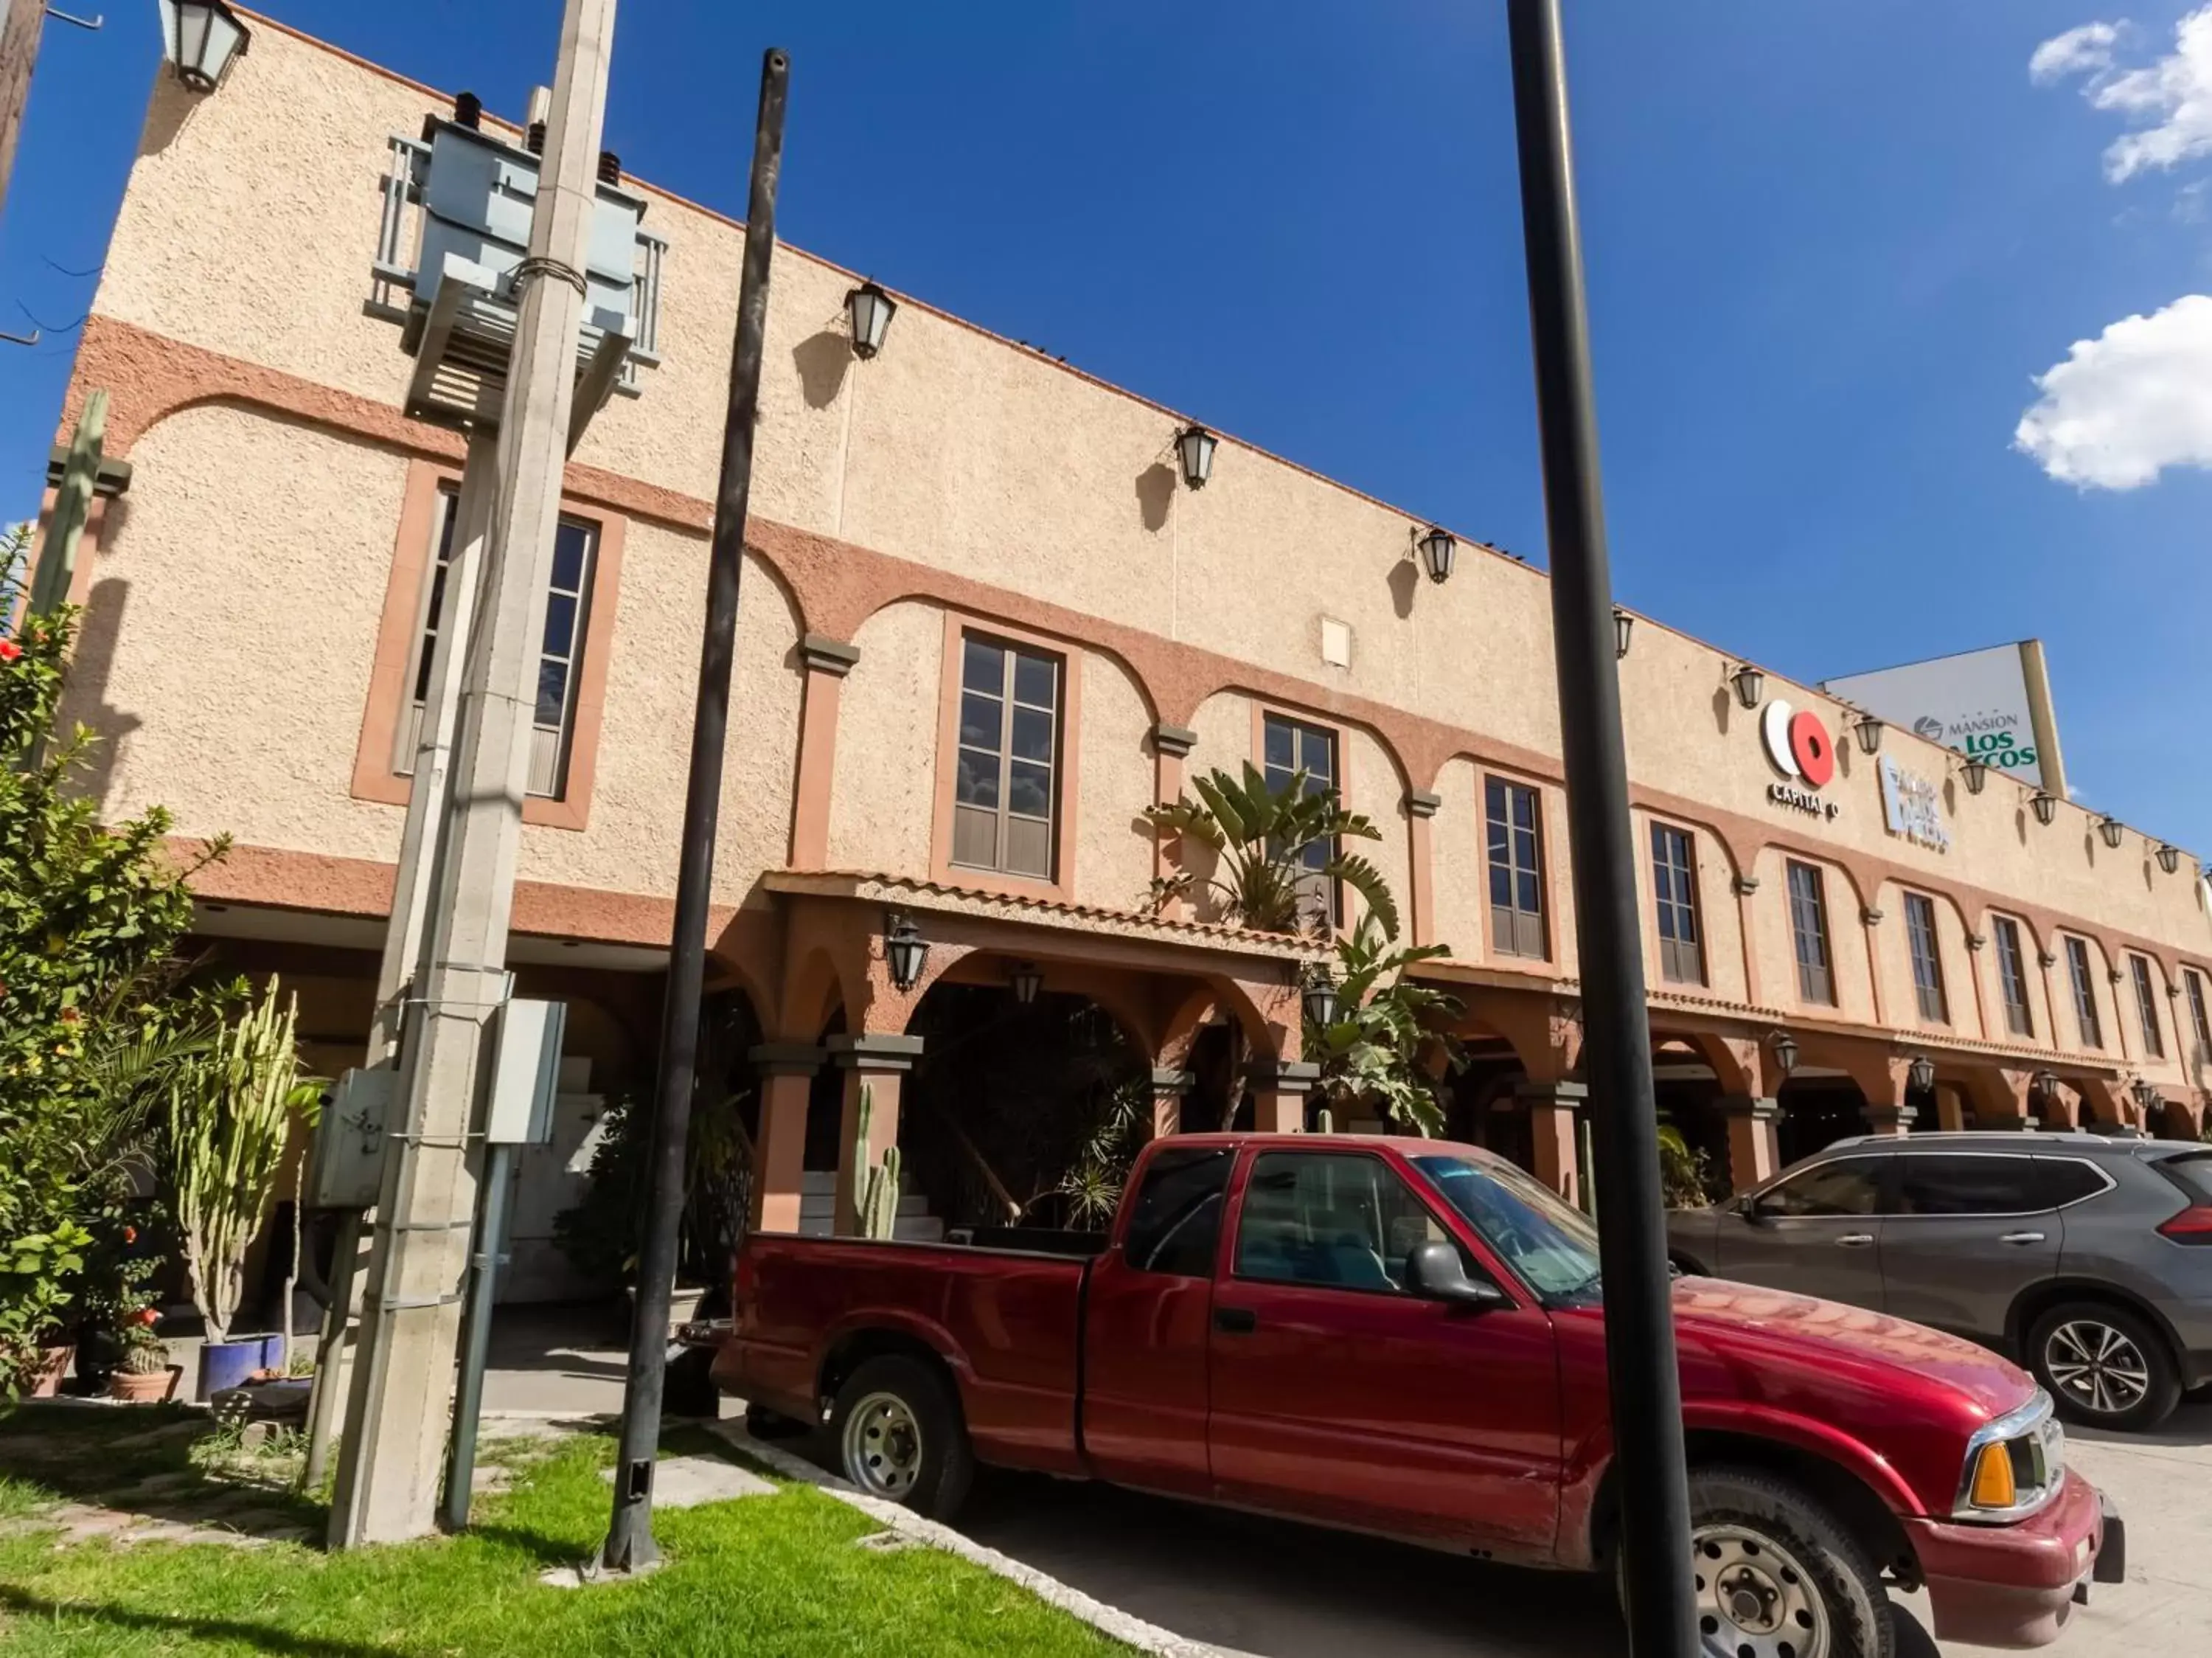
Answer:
[[712, 1133, 2121, 1653]]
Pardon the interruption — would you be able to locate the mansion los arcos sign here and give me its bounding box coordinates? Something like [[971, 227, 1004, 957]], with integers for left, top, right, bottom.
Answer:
[[1760, 701, 1841, 822]]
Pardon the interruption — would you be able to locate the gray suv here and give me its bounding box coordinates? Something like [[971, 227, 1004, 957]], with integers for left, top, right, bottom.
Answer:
[[1666, 1131, 2212, 1431]]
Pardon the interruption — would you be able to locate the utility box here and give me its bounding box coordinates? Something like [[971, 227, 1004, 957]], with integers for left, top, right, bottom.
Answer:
[[309, 1067, 397, 1210], [484, 999, 568, 1147]]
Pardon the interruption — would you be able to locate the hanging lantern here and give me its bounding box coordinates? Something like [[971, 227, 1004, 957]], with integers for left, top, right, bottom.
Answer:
[[1301, 965, 1340, 1031], [1613, 607, 1634, 660], [1961, 755, 1988, 795], [846, 280, 897, 359], [2098, 814, 2125, 850], [1851, 711, 1884, 756], [2029, 789, 2058, 827], [2157, 843, 2183, 875], [1767, 1028, 1799, 1077], [1175, 424, 1217, 490], [1416, 526, 1457, 585], [1731, 662, 1765, 711], [1908, 1055, 1935, 1094], [2031, 1069, 2059, 1102], [2133, 1078, 2162, 1114], [1009, 960, 1043, 1006], [884, 913, 928, 992], [158, 0, 252, 94]]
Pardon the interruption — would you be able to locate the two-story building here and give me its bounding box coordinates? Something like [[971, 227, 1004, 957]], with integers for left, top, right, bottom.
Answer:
[[38, 15, 2212, 1290]]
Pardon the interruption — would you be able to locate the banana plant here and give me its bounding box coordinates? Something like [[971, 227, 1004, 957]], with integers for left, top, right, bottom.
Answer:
[[1145, 762, 1398, 938], [1304, 913, 1467, 1136]]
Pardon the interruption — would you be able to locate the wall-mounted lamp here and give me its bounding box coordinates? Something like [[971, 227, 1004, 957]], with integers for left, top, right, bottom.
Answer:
[[1301, 964, 1340, 1030], [2133, 1078, 2163, 1114], [1613, 608, 1634, 660], [884, 913, 928, 993], [1416, 526, 1456, 585], [1174, 424, 1217, 490], [2029, 789, 2058, 828], [1851, 710, 1885, 757], [1009, 960, 1043, 1006], [2098, 814, 2125, 850], [1907, 1055, 1936, 1094], [846, 280, 896, 360], [1767, 1027, 1799, 1077], [1959, 755, 1988, 796], [2031, 1069, 2059, 1102], [158, 0, 251, 94], [2157, 843, 2183, 875], [1730, 662, 1765, 711]]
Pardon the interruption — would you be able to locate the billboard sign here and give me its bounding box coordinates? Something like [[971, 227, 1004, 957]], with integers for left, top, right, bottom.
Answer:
[[1878, 755, 1950, 853], [1823, 642, 2064, 794]]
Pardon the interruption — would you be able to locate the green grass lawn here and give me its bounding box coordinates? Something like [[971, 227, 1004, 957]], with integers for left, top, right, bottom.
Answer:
[[0, 1409, 1130, 1657]]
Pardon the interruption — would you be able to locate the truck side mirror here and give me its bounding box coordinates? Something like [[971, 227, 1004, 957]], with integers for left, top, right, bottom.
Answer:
[[1405, 1241, 1508, 1309]]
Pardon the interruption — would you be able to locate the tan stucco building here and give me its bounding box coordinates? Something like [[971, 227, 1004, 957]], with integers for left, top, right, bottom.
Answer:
[[38, 18, 2212, 1282]]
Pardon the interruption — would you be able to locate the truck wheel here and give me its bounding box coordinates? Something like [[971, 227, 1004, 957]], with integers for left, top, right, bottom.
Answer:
[[830, 1354, 973, 1520], [1683, 1466, 1893, 1658], [2028, 1300, 2181, 1432]]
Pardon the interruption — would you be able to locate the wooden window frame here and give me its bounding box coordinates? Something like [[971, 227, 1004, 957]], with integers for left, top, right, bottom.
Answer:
[[352, 458, 624, 832], [1904, 890, 1950, 1025], [1785, 859, 1836, 1007], [2185, 968, 2212, 1064], [2129, 953, 2166, 1061], [1256, 707, 1345, 930], [1484, 774, 1551, 962], [1649, 820, 1705, 987], [1992, 915, 2035, 1040], [931, 612, 1082, 903], [2065, 936, 2104, 1051]]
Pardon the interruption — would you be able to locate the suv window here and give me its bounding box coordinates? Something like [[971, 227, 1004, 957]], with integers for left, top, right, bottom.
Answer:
[[1756, 1157, 1887, 1217], [1122, 1148, 1232, 1276], [1896, 1154, 2048, 1216], [2037, 1158, 2111, 1208], [1234, 1151, 1450, 1293], [2160, 1152, 2212, 1204]]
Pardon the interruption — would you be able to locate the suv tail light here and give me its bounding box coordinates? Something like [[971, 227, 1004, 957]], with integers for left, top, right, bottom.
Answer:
[[2156, 1204, 2212, 1244]]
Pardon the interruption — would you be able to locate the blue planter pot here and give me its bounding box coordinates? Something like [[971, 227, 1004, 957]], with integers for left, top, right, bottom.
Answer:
[[198, 1336, 273, 1400]]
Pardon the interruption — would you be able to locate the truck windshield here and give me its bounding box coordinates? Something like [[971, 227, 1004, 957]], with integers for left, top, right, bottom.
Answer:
[[1410, 1154, 1602, 1302]]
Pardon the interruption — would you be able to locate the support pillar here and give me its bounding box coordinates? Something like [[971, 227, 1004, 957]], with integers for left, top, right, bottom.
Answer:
[[1517, 1080, 1586, 1206], [1149, 1069, 1194, 1140], [746, 1044, 823, 1233], [787, 637, 858, 870], [1717, 1095, 1781, 1193], [828, 1034, 922, 1235], [1405, 790, 1441, 948], [1243, 1059, 1320, 1134], [1151, 724, 1196, 917], [1861, 1103, 1917, 1137]]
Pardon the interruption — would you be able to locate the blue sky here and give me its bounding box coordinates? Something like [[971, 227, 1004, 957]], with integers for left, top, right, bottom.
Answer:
[[4, 2, 2210, 850]]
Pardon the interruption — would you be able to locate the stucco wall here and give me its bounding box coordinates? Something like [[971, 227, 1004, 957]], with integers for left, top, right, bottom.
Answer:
[[1074, 651, 1156, 913], [1430, 758, 1486, 964], [828, 600, 941, 878]]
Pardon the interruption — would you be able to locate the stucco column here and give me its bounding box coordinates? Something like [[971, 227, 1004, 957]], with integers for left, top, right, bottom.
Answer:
[[1860, 906, 1888, 1027], [1717, 1095, 1781, 1192], [1405, 789, 1441, 948], [1151, 724, 1196, 917], [746, 1043, 824, 1234], [1149, 1068, 1194, 1139], [787, 636, 859, 870], [1517, 1081, 1585, 1207], [827, 1033, 922, 1236], [1733, 875, 1765, 1009], [1244, 1059, 1320, 1134]]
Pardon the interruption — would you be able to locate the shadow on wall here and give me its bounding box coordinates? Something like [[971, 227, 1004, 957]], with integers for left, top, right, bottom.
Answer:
[[1386, 558, 1419, 622], [1135, 463, 1175, 534], [66, 575, 141, 814], [792, 330, 851, 411], [1709, 684, 1733, 736]]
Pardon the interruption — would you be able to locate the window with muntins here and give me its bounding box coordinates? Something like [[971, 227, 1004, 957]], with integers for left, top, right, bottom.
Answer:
[[2066, 937, 2104, 1050], [1649, 823, 1705, 985], [1905, 892, 1948, 1024], [1786, 860, 1834, 1005], [396, 486, 597, 799], [1994, 917, 2034, 1039], [2131, 954, 2166, 1059], [1486, 778, 1548, 960], [953, 634, 1061, 880], [1262, 713, 1340, 926], [2187, 969, 2212, 1062]]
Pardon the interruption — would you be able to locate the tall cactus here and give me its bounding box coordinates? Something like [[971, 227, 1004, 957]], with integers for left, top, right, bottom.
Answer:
[[852, 1085, 902, 1240]]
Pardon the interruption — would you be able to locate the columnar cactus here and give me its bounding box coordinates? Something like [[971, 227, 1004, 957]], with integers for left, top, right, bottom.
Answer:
[[852, 1086, 902, 1240]]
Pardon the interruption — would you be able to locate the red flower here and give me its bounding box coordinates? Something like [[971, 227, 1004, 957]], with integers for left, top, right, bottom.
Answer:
[[133, 1307, 161, 1327], [122, 1226, 138, 1245], [58, 1006, 80, 1024], [0, 638, 19, 662]]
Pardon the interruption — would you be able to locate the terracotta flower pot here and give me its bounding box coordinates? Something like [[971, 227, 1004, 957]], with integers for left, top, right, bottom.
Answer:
[[108, 1364, 181, 1403], [26, 1343, 74, 1398]]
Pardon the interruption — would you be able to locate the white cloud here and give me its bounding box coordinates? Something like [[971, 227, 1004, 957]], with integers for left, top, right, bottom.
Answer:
[[2031, 21, 2119, 86], [2015, 294, 2212, 488]]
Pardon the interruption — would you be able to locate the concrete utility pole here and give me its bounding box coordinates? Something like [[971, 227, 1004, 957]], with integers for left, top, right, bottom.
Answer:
[[330, 0, 618, 1547], [0, 0, 44, 233]]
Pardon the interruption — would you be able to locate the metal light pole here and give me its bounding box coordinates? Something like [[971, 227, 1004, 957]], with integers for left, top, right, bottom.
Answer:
[[1503, 4, 1698, 1654], [597, 44, 788, 1576]]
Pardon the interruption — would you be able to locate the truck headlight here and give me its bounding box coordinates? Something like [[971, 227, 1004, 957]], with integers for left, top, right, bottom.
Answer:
[[1954, 1390, 2064, 1521]]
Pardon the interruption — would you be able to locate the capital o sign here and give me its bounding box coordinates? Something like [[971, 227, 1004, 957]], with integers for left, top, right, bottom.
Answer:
[[1761, 701, 1834, 788]]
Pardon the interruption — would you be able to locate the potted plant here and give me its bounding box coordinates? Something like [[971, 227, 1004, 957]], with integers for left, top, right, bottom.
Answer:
[[108, 1306, 178, 1402], [0, 1222, 92, 1399], [167, 977, 319, 1399]]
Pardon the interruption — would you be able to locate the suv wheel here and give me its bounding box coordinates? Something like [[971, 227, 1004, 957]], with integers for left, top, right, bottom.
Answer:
[[829, 1354, 974, 1520], [2028, 1300, 2181, 1432], [1681, 1466, 1894, 1658]]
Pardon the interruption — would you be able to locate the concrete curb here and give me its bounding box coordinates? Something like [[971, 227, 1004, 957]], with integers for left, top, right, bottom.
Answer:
[[704, 1421, 1233, 1658]]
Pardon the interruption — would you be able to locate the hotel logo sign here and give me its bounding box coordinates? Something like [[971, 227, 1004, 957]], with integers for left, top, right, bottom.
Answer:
[[1879, 755, 1950, 853], [1760, 701, 1840, 822]]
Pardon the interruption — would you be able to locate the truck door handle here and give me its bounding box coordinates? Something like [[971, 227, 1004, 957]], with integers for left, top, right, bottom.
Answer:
[[2000, 1231, 2048, 1246], [1213, 1305, 1257, 1335], [1836, 1233, 1875, 1248]]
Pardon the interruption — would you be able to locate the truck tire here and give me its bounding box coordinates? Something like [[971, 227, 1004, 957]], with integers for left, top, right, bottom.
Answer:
[[1680, 1465, 1894, 1658], [2028, 1300, 2181, 1432], [830, 1354, 974, 1521]]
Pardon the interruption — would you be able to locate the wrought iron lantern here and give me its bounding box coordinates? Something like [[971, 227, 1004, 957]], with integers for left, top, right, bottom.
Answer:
[[1960, 755, 1988, 796], [1767, 1028, 1799, 1078], [846, 280, 896, 360], [1731, 662, 1765, 711], [1174, 424, 1217, 490], [2031, 1069, 2059, 1103], [884, 913, 928, 993], [1851, 710, 1884, 756], [2098, 814, 2125, 850], [1416, 526, 1456, 585], [2133, 1078, 2163, 1114], [1009, 960, 1043, 1007], [2157, 843, 2183, 875], [1613, 607, 1634, 660], [1302, 965, 1340, 1031], [158, 0, 251, 94], [1907, 1055, 1935, 1094], [2029, 789, 2058, 827]]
